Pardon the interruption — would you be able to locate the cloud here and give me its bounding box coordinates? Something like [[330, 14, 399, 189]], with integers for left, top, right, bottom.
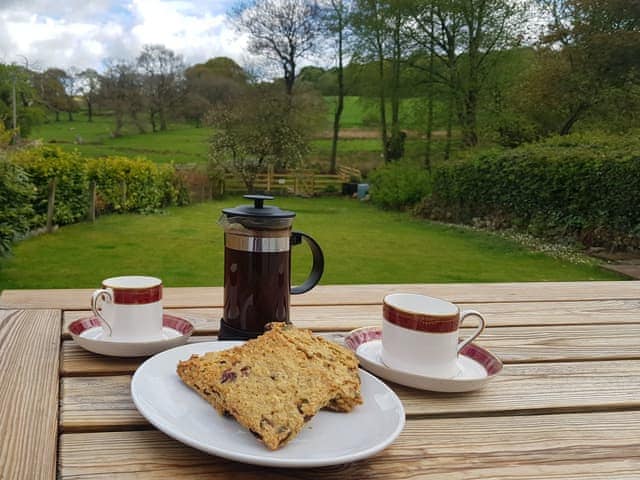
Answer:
[[0, 0, 249, 71]]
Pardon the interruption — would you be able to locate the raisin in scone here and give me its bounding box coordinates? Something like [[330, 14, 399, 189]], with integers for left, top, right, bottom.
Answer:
[[176, 323, 362, 450]]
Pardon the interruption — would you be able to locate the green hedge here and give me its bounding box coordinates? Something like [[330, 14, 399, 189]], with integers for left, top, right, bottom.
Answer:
[[1, 146, 189, 256], [419, 133, 640, 249], [0, 155, 35, 256], [369, 160, 431, 210]]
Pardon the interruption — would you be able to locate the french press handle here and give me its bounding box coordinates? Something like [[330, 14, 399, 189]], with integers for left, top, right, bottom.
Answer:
[[290, 231, 324, 295]]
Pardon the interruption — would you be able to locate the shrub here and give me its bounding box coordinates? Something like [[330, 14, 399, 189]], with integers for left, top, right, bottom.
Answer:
[[87, 156, 188, 214], [0, 154, 35, 256], [419, 132, 640, 249], [369, 160, 431, 210], [11, 146, 89, 226]]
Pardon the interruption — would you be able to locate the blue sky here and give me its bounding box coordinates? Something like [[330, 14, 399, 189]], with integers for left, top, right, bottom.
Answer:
[[0, 0, 249, 71]]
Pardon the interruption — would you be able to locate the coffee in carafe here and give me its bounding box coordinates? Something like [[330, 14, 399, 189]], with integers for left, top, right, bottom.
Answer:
[[218, 195, 324, 340]]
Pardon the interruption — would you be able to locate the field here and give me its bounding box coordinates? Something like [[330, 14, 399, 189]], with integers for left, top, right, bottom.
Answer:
[[0, 197, 620, 290], [29, 97, 454, 173]]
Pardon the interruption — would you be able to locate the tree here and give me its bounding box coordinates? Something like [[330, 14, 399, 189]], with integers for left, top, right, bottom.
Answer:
[[183, 57, 248, 127], [234, 0, 321, 95], [0, 63, 44, 137], [351, 0, 409, 162], [519, 0, 640, 135], [322, 0, 353, 173], [137, 45, 186, 132], [34, 68, 68, 121], [60, 67, 81, 121], [207, 84, 324, 191], [407, 0, 527, 147], [99, 60, 146, 136], [77, 69, 100, 122]]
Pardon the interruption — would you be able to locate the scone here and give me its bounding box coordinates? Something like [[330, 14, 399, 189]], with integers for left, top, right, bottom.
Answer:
[[177, 323, 362, 450]]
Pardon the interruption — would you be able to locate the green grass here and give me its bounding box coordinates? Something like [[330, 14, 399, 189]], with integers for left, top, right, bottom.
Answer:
[[31, 113, 210, 164], [0, 197, 621, 290]]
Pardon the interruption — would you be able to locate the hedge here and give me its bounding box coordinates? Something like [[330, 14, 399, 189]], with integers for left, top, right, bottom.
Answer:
[[0, 155, 35, 256], [418, 133, 640, 249], [1, 146, 189, 256]]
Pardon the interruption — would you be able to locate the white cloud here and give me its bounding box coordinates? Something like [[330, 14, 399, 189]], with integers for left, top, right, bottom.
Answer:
[[0, 0, 250, 71]]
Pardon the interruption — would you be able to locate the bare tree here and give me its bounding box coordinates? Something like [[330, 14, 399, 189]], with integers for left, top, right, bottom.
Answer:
[[137, 45, 186, 131], [99, 60, 146, 136], [233, 0, 322, 95], [77, 69, 100, 122]]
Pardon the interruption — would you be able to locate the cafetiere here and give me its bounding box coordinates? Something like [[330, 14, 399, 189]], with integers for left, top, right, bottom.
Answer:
[[218, 195, 324, 340]]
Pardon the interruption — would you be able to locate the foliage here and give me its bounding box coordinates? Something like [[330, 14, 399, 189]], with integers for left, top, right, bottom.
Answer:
[[8, 146, 188, 229], [11, 146, 89, 226], [0, 154, 35, 256], [418, 132, 640, 250], [515, 0, 640, 135], [207, 84, 325, 190], [369, 159, 431, 209], [87, 156, 187, 214]]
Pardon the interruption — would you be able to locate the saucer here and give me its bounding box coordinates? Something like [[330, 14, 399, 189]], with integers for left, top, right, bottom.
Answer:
[[344, 326, 503, 393], [69, 314, 194, 357]]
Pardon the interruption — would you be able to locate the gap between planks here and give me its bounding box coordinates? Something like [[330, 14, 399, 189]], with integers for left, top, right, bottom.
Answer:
[[58, 359, 640, 433]]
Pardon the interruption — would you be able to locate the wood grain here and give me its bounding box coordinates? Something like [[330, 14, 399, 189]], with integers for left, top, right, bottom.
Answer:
[[60, 323, 640, 376], [60, 336, 216, 376], [59, 360, 640, 431], [57, 411, 640, 479], [0, 309, 61, 480], [3, 281, 639, 309], [61, 299, 640, 339]]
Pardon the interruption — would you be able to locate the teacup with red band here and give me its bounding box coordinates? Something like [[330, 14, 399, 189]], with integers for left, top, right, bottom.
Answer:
[[91, 276, 164, 340], [381, 293, 486, 378]]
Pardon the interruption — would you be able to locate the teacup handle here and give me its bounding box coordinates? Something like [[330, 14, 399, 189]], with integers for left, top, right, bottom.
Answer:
[[91, 288, 114, 337], [457, 309, 486, 353]]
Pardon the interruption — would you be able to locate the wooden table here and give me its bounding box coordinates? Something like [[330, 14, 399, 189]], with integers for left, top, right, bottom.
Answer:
[[2, 282, 640, 479]]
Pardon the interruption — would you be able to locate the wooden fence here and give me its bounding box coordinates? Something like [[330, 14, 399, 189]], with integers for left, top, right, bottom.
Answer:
[[223, 165, 362, 196]]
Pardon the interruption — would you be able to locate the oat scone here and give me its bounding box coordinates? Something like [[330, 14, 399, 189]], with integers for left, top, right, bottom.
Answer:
[[176, 323, 362, 450]]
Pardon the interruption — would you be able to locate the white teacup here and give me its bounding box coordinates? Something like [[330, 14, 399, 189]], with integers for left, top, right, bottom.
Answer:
[[381, 293, 486, 378], [91, 276, 164, 341]]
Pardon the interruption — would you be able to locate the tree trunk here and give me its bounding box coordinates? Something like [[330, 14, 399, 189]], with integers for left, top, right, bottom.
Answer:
[[444, 92, 454, 161], [388, 11, 403, 161], [424, 6, 435, 172], [461, 89, 479, 147], [68, 110, 73, 121], [87, 100, 93, 122], [559, 103, 588, 135], [150, 111, 157, 132], [329, 9, 345, 175], [377, 43, 389, 163], [55, 110, 60, 122], [159, 108, 167, 131]]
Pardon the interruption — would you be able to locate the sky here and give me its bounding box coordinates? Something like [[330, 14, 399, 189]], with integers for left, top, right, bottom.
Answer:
[[0, 0, 250, 72]]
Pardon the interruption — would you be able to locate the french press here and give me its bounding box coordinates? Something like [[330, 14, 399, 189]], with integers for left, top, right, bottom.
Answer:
[[218, 195, 324, 340]]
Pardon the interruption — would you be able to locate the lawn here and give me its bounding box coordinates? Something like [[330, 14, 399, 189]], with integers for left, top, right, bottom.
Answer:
[[0, 197, 621, 291]]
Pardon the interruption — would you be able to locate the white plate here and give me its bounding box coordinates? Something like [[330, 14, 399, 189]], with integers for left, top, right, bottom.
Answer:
[[69, 314, 193, 357], [131, 341, 405, 468], [345, 326, 503, 393]]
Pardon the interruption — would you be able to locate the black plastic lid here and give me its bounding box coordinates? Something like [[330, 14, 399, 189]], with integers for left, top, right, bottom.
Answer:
[[222, 195, 296, 219]]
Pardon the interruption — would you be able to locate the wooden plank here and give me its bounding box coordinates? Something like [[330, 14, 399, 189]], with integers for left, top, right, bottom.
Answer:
[[58, 411, 640, 479], [61, 298, 640, 338], [59, 360, 640, 432], [60, 336, 217, 376], [3, 281, 639, 310], [0, 309, 61, 480], [60, 323, 640, 376]]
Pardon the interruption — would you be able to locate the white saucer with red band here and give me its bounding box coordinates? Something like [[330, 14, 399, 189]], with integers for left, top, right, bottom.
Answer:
[[344, 326, 503, 393], [69, 314, 194, 357]]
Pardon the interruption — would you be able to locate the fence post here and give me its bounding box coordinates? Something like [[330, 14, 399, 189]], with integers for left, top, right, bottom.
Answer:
[[121, 180, 127, 210], [46, 177, 57, 233], [87, 181, 97, 222]]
